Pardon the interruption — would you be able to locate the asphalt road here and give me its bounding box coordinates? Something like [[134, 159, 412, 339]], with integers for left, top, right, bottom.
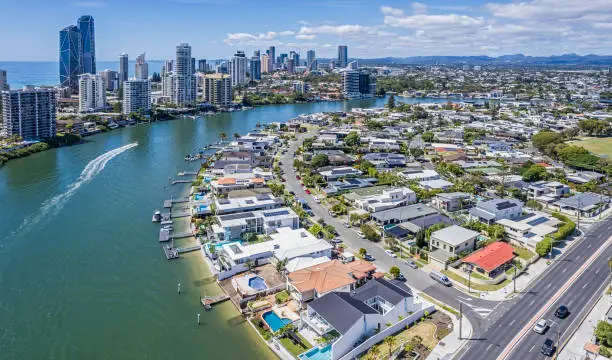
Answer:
[[457, 218, 612, 360], [279, 132, 499, 333]]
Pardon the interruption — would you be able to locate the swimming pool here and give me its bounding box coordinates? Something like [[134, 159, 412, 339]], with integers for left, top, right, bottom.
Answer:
[[262, 311, 292, 332], [298, 345, 331, 360], [213, 240, 242, 250], [248, 276, 268, 291], [197, 204, 208, 212], [194, 193, 205, 201]]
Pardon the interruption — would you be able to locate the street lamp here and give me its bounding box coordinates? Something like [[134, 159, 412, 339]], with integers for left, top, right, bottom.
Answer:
[[512, 262, 518, 293], [465, 264, 474, 294]]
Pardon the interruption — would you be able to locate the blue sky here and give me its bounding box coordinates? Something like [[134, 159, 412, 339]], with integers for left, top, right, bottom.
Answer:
[[1, 0, 611, 61]]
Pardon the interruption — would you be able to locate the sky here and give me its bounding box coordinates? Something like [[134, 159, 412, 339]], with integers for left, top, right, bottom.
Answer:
[[1, 0, 612, 61]]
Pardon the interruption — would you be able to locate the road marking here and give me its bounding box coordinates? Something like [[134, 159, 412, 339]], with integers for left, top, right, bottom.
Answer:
[[545, 283, 551, 289], [587, 243, 592, 249], [497, 235, 612, 360], [529, 299, 535, 306], [562, 268, 567, 274], [509, 319, 516, 326], [529, 345, 535, 353], [596, 269, 600, 275], [487, 344, 494, 352], [582, 283, 588, 289], [567, 300, 573, 307]]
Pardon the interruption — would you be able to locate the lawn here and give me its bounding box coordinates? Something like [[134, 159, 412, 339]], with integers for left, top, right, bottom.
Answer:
[[279, 333, 313, 357], [442, 270, 511, 292], [569, 137, 612, 158], [512, 246, 536, 261]]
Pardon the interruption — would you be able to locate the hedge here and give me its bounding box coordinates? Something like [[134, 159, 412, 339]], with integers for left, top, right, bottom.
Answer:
[[535, 213, 576, 257]]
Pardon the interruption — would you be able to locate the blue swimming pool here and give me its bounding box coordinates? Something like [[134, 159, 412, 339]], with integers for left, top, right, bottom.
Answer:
[[194, 193, 205, 201], [248, 276, 268, 291], [299, 345, 331, 360], [198, 204, 208, 212], [262, 311, 292, 332], [213, 240, 242, 250]]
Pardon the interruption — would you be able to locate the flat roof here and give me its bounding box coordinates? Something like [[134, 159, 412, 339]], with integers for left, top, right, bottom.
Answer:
[[432, 225, 479, 245]]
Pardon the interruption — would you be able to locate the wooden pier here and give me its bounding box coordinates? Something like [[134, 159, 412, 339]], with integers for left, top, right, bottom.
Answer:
[[172, 232, 194, 239], [159, 229, 171, 242], [200, 295, 230, 310], [178, 171, 198, 176], [170, 212, 191, 219], [171, 179, 194, 185], [162, 245, 179, 260]]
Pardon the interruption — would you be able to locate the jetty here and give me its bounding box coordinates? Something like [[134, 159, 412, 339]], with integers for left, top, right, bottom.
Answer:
[[162, 245, 179, 260], [178, 171, 198, 176], [200, 295, 230, 310], [172, 231, 195, 239], [171, 211, 191, 219], [171, 179, 194, 185], [163, 197, 190, 208], [177, 245, 201, 253], [159, 228, 171, 242]]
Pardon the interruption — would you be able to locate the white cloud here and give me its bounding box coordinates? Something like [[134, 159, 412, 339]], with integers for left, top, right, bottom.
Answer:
[[411, 2, 428, 14], [223, 30, 295, 45], [380, 6, 404, 16], [384, 13, 487, 31], [295, 34, 316, 40], [486, 0, 612, 21]]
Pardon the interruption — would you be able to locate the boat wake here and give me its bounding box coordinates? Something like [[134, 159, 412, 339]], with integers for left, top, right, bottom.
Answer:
[[12, 142, 138, 236]]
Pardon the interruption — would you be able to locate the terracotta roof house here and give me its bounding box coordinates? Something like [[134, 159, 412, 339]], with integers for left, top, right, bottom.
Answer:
[[287, 260, 376, 304], [462, 241, 516, 278]]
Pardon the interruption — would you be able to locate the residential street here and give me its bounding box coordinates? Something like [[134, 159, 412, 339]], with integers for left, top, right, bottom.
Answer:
[[281, 131, 612, 360]]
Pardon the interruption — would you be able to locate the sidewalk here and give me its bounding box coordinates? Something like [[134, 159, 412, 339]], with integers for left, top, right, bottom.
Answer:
[[558, 293, 612, 360], [427, 307, 473, 360]]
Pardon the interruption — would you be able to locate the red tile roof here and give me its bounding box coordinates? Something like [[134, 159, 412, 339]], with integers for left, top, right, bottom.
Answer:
[[462, 242, 515, 272]]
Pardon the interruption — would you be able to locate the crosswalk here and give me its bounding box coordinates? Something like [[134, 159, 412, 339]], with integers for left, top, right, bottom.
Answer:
[[456, 296, 494, 317]]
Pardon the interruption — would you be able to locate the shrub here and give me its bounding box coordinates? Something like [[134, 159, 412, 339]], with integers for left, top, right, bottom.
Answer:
[[275, 290, 290, 304]]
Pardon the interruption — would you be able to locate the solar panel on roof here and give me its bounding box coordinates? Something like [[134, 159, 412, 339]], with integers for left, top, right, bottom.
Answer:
[[495, 201, 516, 210], [346, 178, 360, 185], [220, 212, 254, 221], [526, 217, 548, 226], [263, 210, 290, 217], [255, 194, 270, 200], [245, 200, 254, 204], [217, 199, 230, 205]]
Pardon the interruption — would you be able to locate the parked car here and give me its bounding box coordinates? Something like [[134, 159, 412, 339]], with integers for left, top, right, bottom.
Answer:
[[533, 319, 548, 334], [331, 238, 342, 244], [555, 305, 569, 319], [405, 260, 418, 269], [281, 177, 286, 182], [356, 230, 366, 239], [296, 175, 301, 180], [289, 190, 296, 196], [395, 273, 406, 281], [328, 210, 336, 217], [364, 254, 375, 261], [305, 189, 311, 194], [541, 339, 555, 356], [385, 249, 397, 258], [344, 221, 351, 228]]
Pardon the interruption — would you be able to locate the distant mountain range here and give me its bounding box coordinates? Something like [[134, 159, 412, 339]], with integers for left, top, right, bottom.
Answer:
[[352, 54, 612, 66]]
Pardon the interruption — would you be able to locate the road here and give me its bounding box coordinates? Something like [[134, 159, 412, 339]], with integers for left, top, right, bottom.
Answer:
[[457, 218, 612, 360], [279, 132, 499, 334], [280, 130, 612, 360]]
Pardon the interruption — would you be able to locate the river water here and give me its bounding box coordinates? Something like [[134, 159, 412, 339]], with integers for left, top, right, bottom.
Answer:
[[0, 96, 453, 359]]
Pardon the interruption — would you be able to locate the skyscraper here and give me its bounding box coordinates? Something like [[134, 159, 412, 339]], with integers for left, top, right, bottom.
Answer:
[[135, 53, 148, 80], [286, 58, 295, 74], [1, 86, 57, 140], [0, 70, 7, 91], [59, 25, 82, 92], [230, 51, 247, 87], [268, 46, 276, 67], [261, 54, 271, 73], [100, 69, 119, 91], [250, 56, 261, 81], [307, 50, 316, 71], [191, 57, 196, 75], [77, 15, 96, 74], [201, 74, 232, 106], [289, 51, 299, 67], [342, 69, 374, 99], [123, 79, 151, 115], [171, 43, 197, 105], [198, 59, 208, 72], [338, 45, 348, 68], [119, 53, 129, 84], [78, 74, 106, 113]]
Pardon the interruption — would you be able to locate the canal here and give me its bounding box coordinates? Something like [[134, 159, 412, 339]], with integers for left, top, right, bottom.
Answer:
[[0, 96, 447, 359]]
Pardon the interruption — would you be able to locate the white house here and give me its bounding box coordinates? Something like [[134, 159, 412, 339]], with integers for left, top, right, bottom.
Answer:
[[429, 225, 479, 266], [469, 198, 523, 224], [299, 278, 435, 360], [355, 187, 416, 213], [211, 207, 299, 241], [398, 169, 440, 182]]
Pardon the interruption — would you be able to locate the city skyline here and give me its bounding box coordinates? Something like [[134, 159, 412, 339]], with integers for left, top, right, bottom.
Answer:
[[1, 0, 612, 61]]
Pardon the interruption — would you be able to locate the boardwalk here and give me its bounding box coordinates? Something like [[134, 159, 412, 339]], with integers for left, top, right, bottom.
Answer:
[[200, 295, 230, 310]]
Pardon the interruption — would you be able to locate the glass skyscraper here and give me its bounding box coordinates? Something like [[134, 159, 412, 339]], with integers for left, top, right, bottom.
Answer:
[[78, 15, 96, 74], [59, 25, 82, 92]]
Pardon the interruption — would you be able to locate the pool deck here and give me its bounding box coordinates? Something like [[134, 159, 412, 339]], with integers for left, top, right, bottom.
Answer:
[[218, 263, 287, 312]]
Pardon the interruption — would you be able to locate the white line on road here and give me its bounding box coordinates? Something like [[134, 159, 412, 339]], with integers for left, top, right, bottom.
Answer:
[[529, 299, 535, 306], [562, 268, 568, 274], [587, 243, 592, 249], [509, 319, 516, 326], [487, 344, 494, 352], [529, 345, 535, 353], [596, 269, 600, 275], [582, 283, 588, 289]]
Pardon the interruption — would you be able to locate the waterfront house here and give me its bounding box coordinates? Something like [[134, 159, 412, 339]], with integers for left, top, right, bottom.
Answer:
[[299, 278, 435, 360], [211, 207, 299, 241], [287, 259, 376, 305], [461, 242, 516, 278], [429, 225, 479, 267], [214, 193, 284, 215], [210, 177, 266, 194], [355, 187, 416, 213], [469, 198, 523, 224]]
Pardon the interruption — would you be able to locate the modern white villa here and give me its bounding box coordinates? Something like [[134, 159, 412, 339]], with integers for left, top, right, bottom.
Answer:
[[355, 187, 416, 213], [299, 278, 434, 360]]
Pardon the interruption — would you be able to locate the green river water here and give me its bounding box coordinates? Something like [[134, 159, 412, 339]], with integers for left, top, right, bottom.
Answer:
[[0, 96, 452, 359]]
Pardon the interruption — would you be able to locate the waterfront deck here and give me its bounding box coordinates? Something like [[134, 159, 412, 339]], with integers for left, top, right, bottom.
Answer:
[[163, 245, 179, 260], [200, 294, 230, 310], [177, 245, 200, 253], [170, 212, 191, 218], [171, 231, 194, 239], [178, 171, 198, 176], [164, 197, 190, 208], [171, 179, 194, 185]]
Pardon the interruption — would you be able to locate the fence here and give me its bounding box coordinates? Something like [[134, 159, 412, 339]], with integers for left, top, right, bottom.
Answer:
[[338, 304, 436, 360]]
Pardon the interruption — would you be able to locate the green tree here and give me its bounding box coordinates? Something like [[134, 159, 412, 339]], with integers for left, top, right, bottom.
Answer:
[[384, 336, 397, 358], [390, 266, 401, 278], [421, 131, 435, 143], [113, 102, 122, 113], [386, 94, 396, 109], [233, 132, 241, 140], [219, 132, 227, 142], [361, 224, 380, 242], [415, 229, 427, 248], [311, 154, 330, 168], [344, 131, 361, 148], [522, 164, 548, 182], [359, 248, 367, 257]]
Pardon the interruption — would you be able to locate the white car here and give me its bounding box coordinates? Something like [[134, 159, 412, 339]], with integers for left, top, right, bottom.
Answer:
[[313, 196, 321, 203], [356, 231, 366, 239], [385, 250, 397, 258], [533, 319, 548, 334]]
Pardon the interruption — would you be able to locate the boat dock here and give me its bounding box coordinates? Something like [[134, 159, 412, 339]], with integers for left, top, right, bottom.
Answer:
[[178, 171, 198, 176], [171, 179, 194, 185], [163, 245, 179, 260], [200, 295, 230, 309], [171, 212, 191, 219], [163, 197, 190, 208], [177, 245, 201, 253], [159, 228, 171, 242]]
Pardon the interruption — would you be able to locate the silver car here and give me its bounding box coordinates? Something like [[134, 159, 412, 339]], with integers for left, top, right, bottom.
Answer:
[[533, 319, 548, 334]]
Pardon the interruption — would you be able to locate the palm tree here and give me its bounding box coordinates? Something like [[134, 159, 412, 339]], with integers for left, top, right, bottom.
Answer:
[[245, 259, 254, 273], [384, 336, 397, 358], [368, 344, 381, 360], [219, 132, 227, 142], [233, 132, 241, 140], [275, 258, 288, 274]]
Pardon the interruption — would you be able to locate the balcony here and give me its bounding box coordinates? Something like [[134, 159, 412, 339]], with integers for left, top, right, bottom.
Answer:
[[301, 311, 334, 336]]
